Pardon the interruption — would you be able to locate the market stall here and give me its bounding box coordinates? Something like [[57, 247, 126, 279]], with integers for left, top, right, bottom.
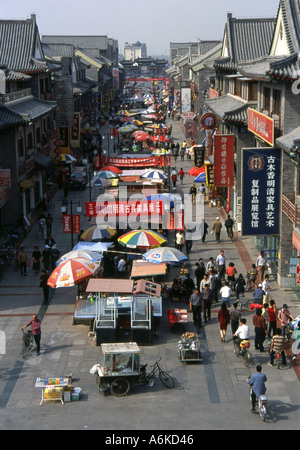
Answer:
[[131, 260, 167, 282], [85, 278, 162, 346]]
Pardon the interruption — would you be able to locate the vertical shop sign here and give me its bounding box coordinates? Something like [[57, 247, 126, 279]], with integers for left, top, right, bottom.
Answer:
[[63, 215, 71, 233], [214, 135, 235, 187], [242, 148, 281, 236]]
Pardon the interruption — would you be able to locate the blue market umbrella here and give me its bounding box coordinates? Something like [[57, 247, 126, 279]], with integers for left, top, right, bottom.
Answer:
[[194, 171, 207, 183], [143, 193, 182, 209], [142, 247, 188, 264]]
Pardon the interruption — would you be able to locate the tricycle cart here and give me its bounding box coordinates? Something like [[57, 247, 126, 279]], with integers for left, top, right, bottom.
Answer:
[[95, 342, 174, 396], [178, 332, 202, 364]]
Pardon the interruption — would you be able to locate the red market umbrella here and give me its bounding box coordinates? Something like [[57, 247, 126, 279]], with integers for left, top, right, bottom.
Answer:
[[47, 258, 100, 288], [151, 135, 170, 142], [135, 134, 151, 141], [187, 166, 206, 176], [131, 130, 147, 137], [99, 166, 122, 174]]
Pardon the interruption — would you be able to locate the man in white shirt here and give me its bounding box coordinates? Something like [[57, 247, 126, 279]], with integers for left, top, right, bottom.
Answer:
[[256, 251, 268, 283], [175, 230, 184, 252], [216, 250, 226, 281], [117, 257, 126, 277], [234, 318, 250, 349], [262, 274, 271, 301], [220, 282, 231, 306]]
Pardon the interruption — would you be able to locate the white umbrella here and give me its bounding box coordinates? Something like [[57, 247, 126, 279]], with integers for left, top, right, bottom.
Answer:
[[56, 250, 103, 266], [142, 247, 188, 264]]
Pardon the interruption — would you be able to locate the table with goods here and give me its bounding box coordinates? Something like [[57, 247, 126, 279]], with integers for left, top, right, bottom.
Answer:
[[35, 377, 82, 406]]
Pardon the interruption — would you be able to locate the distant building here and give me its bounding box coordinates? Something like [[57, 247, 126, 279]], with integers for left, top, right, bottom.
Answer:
[[124, 42, 147, 61]]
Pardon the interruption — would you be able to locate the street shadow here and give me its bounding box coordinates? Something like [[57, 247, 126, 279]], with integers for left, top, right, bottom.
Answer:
[[266, 400, 300, 423]]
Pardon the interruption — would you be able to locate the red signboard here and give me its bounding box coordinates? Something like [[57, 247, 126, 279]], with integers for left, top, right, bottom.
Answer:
[[85, 201, 163, 218], [292, 232, 300, 252], [214, 135, 235, 187], [101, 156, 159, 168], [63, 214, 81, 234], [248, 108, 274, 146]]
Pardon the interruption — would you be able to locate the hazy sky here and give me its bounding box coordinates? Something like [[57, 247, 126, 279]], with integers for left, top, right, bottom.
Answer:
[[1, 0, 279, 56]]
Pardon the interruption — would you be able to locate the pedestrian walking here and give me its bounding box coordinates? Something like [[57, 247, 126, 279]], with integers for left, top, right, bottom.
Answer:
[[253, 284, 264, 304], [201, 219, 209, 243], [262, 274, 271, 302], [175, 230, 184, 252], [220, 282, 232, 307], [189, 184, 197, 205], [268, 299, 278, 338], [44, 235, 56, 249], [17, 246, 28, 276], [278, 304, 295, 337], [229, 302, 241, 336], [178, 168, 185, 185], [216, 250, 226, 281], [46, 213, 53, 236], [180, 147, 185, 161], [218, 302, 230, 342], [253, 309, 267, 352], [171, 169, 178, 188], [39, 270, 49, 302], [20, 314, 42, 355], [38, 214, 47, 240], [195, 260, 206, 290], [42, 245, 51, 271], [189, 288, 202, 334], [202, 283, 213, 323], [185, 226, 194, 255], [210, 270, 222, 303], [32, 246, 41, 274], [235, 273, 246, 299], [212, 217, 222, 243], [256, 251, 268, 283], [226, 262, 237, 288]]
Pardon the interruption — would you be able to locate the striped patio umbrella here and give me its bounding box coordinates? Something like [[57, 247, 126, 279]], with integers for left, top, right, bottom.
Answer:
[[141, 170, 167, 180], [89, 177, 112, 188], [56, 250, 103, 266], [118, 124, 138, 133], [194, 171, 207, 183], [47, 258, 100, 288], [80, 226, 117, 241], [118, 230, 166, 249], [97, 170, 119, 179]]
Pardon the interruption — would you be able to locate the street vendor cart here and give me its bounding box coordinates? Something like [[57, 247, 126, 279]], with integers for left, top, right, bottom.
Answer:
[[178, 332, 202, 364], [168, 308, 189, 329], [95, 342, 174, 396]]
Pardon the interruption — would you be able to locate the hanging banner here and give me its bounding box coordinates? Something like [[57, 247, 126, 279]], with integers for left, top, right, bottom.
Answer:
[[181, 88, 191, 113], [101, 156, 159, 168], [85, 201, 164, 218], [242, 148, 281, 236], [248, 108, 274, 147], [214, 135, 235, 187]]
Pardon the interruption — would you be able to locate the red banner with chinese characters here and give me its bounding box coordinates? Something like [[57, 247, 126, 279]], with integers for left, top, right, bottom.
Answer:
[[248, 108, 274, 146], [214, 135, 235, 187], [101, 156, 160, 168], [63, 214, 81, 233], [85, 201, 163, 218]]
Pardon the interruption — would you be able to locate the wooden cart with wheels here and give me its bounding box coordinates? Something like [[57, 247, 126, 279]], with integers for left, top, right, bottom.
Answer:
[[178, 333, 202, 364]]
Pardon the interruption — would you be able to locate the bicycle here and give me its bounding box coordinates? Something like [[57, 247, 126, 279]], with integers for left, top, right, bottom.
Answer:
[[21, 329, 34, 359], [140, 357, 175, 389], [233, 338, 251, 367], [226, 226, 234, 241]]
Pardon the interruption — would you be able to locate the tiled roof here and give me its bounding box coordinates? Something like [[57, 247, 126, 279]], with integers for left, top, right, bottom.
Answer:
[[277, 125, 300, 151], [0, 16, 48, 73], [205, 94, 257, 125], [214, 14, 276, 71], [5, 96, 56, 121], [0, 106, 26, 129], [266, 52, 300, 80], [279, 0, 300, 54]]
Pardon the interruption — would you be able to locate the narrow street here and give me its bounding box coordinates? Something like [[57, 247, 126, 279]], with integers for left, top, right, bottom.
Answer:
[[0, 117, 299, 431]]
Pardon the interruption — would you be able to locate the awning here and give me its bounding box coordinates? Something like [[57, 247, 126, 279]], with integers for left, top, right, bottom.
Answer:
[[34, 152, 53, 169]]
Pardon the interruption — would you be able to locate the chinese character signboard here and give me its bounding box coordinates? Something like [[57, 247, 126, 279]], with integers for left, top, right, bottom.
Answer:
[[85, 201, 164, 218], [214, 135, 235, 187], [63, 214, 81, 234], [242, 148, 281, 236], [194, 146, 205, 168], [206, 164, 215, 187], [248, 109, 274, 147]]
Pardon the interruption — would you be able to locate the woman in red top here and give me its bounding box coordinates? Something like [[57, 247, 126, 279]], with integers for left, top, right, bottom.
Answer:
[[268, 299, 278, 338], [218, 303, 230, 342], [226, 263, 237, 289]]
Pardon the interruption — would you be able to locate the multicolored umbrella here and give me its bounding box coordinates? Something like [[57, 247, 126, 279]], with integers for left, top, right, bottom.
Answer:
[[151, 124, 168, 129], [56, 250, 103, 266], [60, 154, 77, 163], [118, 124, 138, 133], [98, 166, 122, 174], [97, 170, 119, 179], [141, 170, 167, 180], [118, 230, 166, 249], [80, 226, 117, 241], [143, 193, 182, 209], [142, 247, 188, 264], [47, 258, 100, 288]]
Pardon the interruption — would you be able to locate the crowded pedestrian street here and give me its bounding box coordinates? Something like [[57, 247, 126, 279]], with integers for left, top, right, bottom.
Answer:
[[1, 0, 300, 432]]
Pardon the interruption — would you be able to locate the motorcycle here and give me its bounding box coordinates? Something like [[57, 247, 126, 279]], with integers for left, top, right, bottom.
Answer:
[[250, 387, 268, 421]]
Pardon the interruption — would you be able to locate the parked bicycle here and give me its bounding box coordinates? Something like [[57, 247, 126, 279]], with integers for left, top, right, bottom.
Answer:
[[21, 329, 34, 359], [140, 357, 175, 389]]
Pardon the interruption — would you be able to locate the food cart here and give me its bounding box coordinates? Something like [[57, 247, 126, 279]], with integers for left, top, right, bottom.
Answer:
[[167, 308, 189, 329], [178, 332, 202, 364], [86, 278, 162, 346]]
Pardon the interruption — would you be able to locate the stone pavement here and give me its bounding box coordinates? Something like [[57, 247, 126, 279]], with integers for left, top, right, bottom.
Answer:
[[0, 119, 299, 430]]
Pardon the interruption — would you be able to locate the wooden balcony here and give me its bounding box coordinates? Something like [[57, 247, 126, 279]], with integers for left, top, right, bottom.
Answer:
[[282, 193, 300, 226]]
